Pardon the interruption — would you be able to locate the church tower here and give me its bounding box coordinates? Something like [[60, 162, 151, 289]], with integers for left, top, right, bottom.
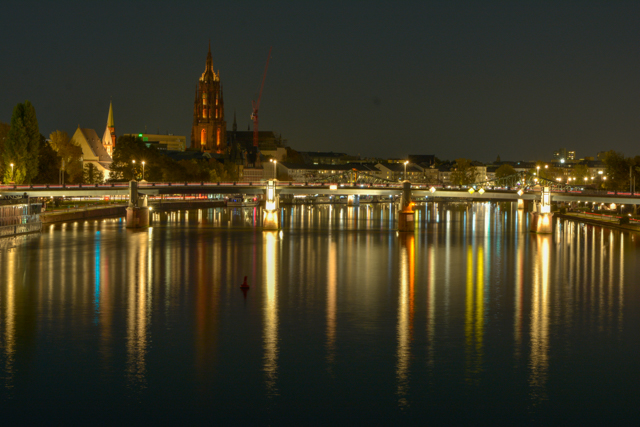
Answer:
[[190, 43, 227, 153], [102, 101, 116, 157]]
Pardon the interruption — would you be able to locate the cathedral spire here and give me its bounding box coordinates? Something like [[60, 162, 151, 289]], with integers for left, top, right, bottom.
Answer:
[[206, 40, 212, 70], [107, 100, 114, 128]]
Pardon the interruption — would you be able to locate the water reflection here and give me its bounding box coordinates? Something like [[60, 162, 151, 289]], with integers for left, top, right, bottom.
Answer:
[[263, 231, 279, 395], [0, 204, 638, 422], [126, 231, 150, 394], [529, 235, 550, 401], [396, 234, 415, 406]]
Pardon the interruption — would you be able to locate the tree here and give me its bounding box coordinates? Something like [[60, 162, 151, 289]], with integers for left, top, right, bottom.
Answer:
[[0, 121, 10, 179], [602, 150, 632, 191], [450, 158, 478, 185], [34, 134, 61, 184], [83, 163, 104, 184], [3, 101, 40, 183], [49, 130, 83, 183], [572, 163, 589, 183], [495, 164, 516, 179]]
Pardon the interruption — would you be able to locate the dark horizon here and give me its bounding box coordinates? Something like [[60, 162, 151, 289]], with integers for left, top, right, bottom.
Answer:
[[1, 1, 639, 162]]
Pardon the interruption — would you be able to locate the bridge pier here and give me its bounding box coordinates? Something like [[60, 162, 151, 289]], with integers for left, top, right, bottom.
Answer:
[[126, 180, 149, 228], [263, 180, 279, 230], [529, 186, 552, 233], [398, 181, 414, 232]]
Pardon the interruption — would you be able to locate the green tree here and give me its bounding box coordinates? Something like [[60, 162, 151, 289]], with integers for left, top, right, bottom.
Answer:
[[110, 135, 162, 181], [602, 150, 632, 191], [83, 163, 104, 184], [451, 158, 477, 185], [34, 134, 61, 184], [49, 130, 83, 183], [0, 121, 10, 179], [572, 163, 589, 183], [495, 164, 516, 179], [3, 101, 40, 183]]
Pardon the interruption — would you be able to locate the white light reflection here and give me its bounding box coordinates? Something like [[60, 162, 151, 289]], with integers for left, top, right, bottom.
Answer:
[[263, 231, 279, 395], [529, 235, 550, 401], [125, 232, 150, 394]]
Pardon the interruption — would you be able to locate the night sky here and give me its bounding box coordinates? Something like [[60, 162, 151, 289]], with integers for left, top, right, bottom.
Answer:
[[1, 1, 639, 162]]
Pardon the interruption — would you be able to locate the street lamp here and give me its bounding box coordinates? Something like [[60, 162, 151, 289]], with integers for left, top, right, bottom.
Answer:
[[536, 165, 540, 176], [132, 160, 136, 180], [404, 161, 408, 181], [10, 163, 14, 182], [270, 159, 277, 179], [142, 161, 145, 181]]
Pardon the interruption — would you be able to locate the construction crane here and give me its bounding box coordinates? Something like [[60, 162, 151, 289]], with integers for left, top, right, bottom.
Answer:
[[251, 47, 272, 147]]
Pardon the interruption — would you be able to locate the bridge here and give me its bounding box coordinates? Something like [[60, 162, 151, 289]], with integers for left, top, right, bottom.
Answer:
[[2, 178, 639, 231], [1, 180, 638, 204]]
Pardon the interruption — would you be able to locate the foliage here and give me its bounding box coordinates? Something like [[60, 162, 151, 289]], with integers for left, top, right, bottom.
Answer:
[[602, 150, 632, 191], [49, 130, 83, 183], [3, 101, 40, 184], [109, 135, 163, 181], [83, 163, 104, 184], [450, 158, 477, 185], [495, 164, 516, 179], [34, 134, 61, 184], [0, 121, 9, 179], [571, 164, 589, 182]]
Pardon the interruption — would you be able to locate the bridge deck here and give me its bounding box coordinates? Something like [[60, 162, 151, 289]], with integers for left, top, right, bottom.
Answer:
[[1, 182, 639, 205]]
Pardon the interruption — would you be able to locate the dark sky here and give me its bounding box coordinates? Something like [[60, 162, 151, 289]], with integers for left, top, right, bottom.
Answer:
[[1, 1, 639, 162]]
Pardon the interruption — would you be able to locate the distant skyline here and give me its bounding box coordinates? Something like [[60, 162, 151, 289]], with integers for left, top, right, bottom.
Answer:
[[1, 1, 639, 162]]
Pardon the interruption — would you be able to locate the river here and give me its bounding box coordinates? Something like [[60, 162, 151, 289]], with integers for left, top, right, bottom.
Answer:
[[1, 203, 639, 425]]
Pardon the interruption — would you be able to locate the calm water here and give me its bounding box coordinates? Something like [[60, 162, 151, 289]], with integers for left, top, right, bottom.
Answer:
[[1, 203, 639, 425]]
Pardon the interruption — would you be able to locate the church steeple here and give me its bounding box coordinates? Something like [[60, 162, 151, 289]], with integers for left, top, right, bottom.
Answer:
[[102, 101, 116, 157], [107, 101, 114, 128], [206, 40, 212, 70]]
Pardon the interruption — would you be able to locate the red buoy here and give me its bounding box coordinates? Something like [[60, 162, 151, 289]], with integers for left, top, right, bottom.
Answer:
[[240, 276, 250, 289]]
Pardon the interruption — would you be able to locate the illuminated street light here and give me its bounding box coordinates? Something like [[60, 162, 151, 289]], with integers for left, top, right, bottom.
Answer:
[[270, 159, 277, 179], [142, 161, 146, 181], [10, 163, 14, 182], [404, 161, 408, 180]]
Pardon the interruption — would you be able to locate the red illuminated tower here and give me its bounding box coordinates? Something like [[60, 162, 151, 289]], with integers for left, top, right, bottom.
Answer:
[[190, 43, 227, 153]]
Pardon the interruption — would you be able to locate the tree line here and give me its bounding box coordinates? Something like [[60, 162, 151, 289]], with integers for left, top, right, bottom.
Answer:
[[0, 101, 240, 185]]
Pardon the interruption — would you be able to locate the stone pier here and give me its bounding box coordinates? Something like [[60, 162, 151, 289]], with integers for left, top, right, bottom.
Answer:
[[126, 180, 149, 228], [398, 181, 414, 232], [263, 180, 280, 230]]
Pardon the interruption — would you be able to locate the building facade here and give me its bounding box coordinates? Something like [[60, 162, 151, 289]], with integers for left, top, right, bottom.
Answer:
[[191, 44, 226, 153]]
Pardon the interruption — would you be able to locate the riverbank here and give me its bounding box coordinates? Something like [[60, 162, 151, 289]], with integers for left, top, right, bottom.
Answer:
[[556, 212, 640, 233]]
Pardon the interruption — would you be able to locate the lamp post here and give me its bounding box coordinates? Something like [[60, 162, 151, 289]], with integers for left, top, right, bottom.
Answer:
[[270, 159, 277, 179], [536, 165, 540, 176], [132, 160, 136, 180], [404, 161, 408, 181], [142, 161, 145, 181], [10, 163, 14, 183]]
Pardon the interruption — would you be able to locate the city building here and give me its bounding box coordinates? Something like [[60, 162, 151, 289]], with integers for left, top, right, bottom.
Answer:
[[375, 163, 424, 182], [191, 43, 226, 153], [125, 133, 186, 151]]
